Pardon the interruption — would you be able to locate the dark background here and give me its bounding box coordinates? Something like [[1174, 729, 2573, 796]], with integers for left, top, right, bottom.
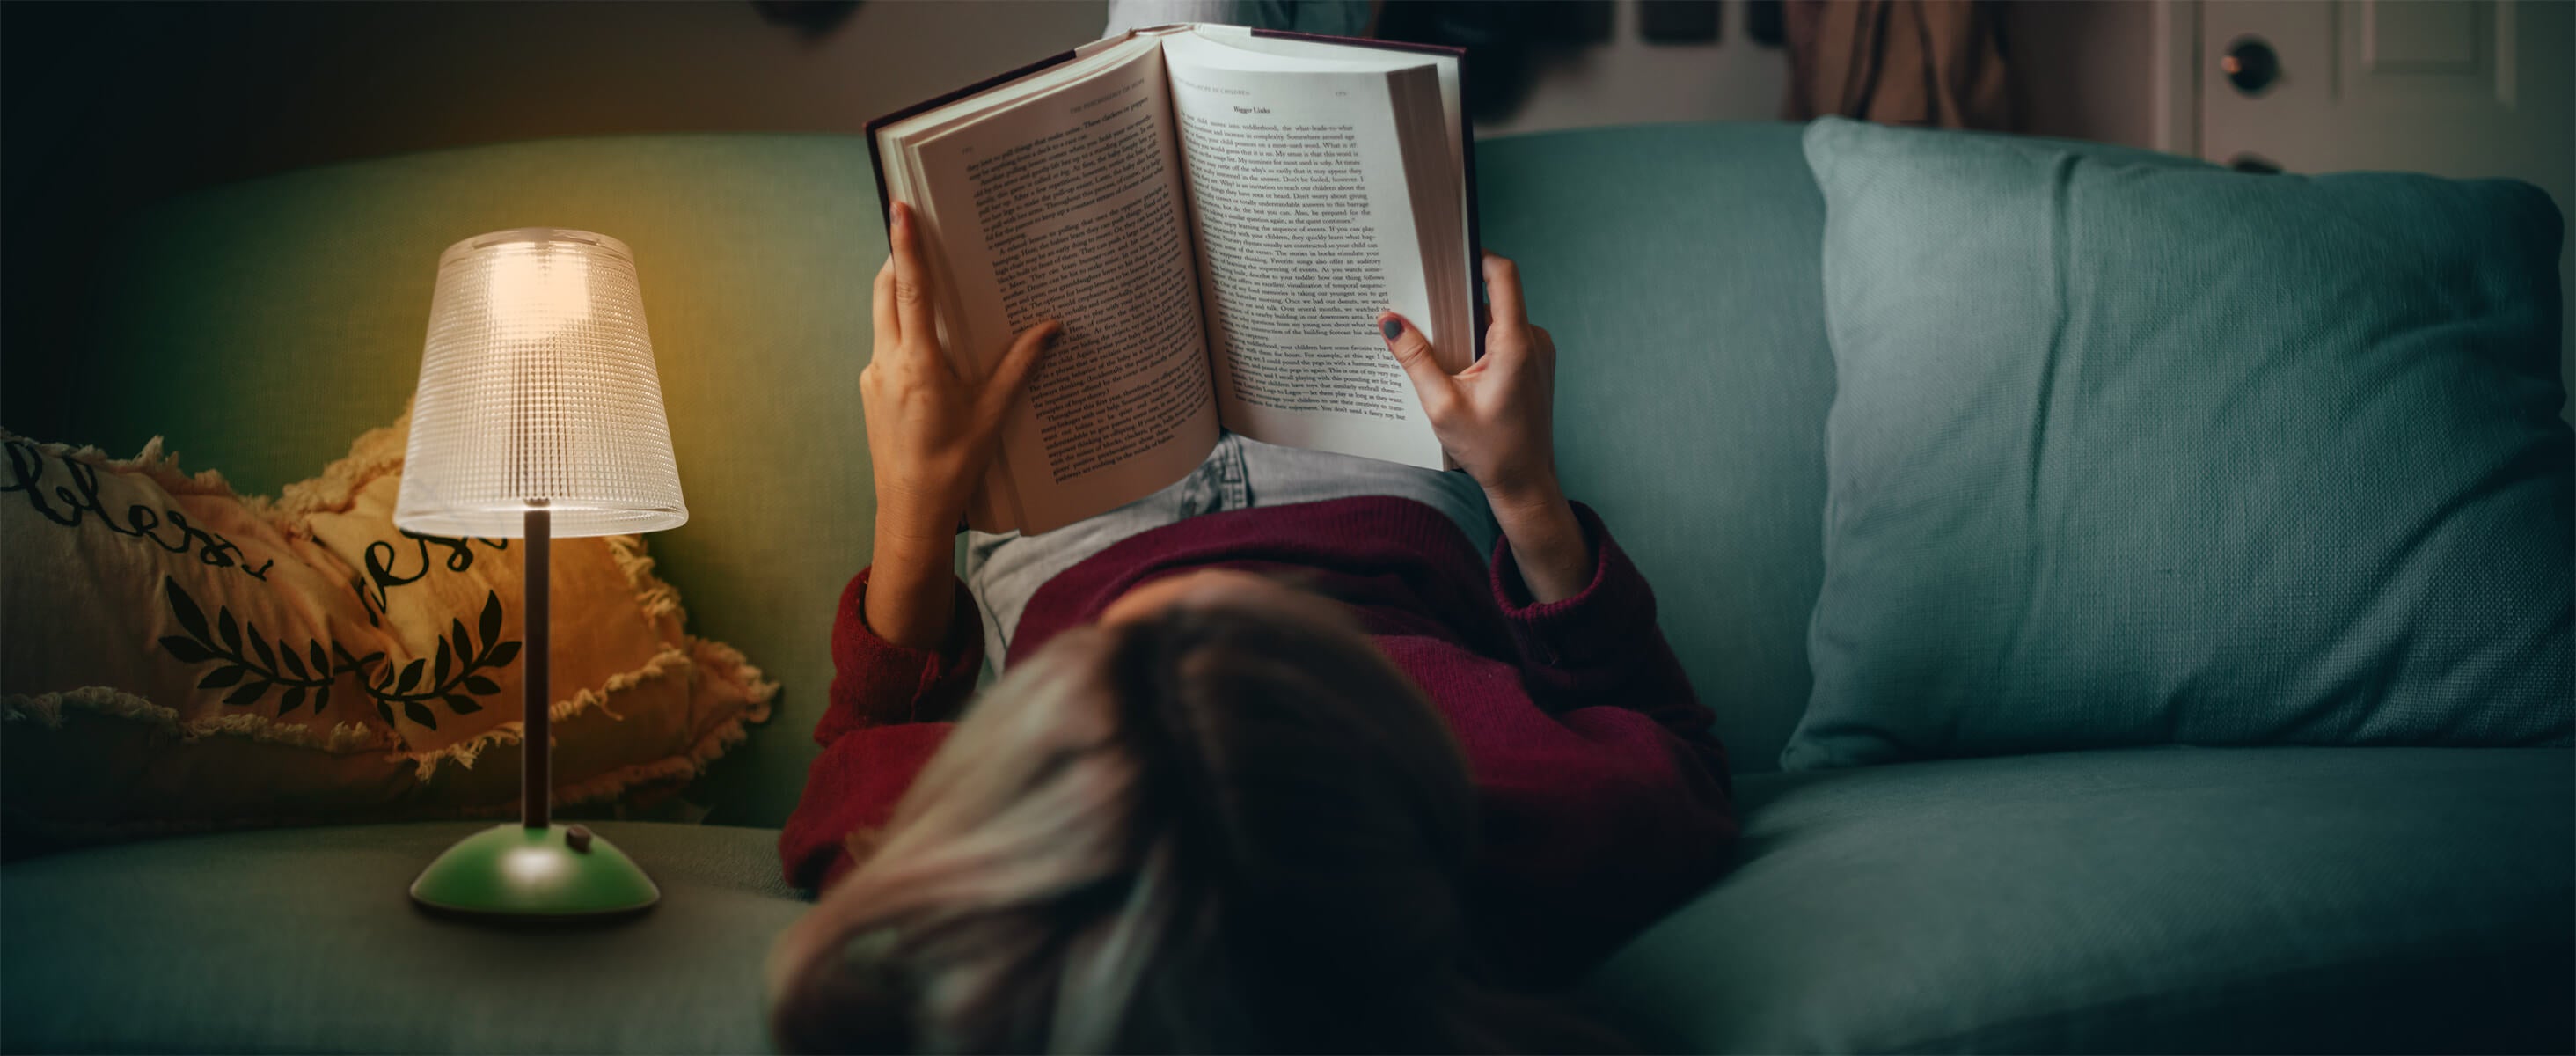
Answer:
[[1, 0, 1104, 444], [1, 0, 2153, 447]]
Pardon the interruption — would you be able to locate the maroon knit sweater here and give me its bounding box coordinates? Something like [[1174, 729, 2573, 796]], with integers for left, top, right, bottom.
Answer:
[[779, 496, 1737, 980]]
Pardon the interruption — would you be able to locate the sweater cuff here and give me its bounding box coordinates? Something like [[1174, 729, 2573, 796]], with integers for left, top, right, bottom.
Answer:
[[818, 568, 984, 742], [779, 721, 954, 891], [1489, 502, 1658, 667]]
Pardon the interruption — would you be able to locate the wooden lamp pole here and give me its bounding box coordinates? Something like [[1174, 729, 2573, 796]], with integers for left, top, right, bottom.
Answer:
[[522, 505, 550, 829]]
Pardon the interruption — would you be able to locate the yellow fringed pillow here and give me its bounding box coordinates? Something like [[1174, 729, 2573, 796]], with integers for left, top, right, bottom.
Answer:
[[1, 416, 775, 840]]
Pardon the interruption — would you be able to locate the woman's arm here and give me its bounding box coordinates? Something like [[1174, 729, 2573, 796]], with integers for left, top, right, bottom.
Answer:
[[1380, 253, 1724, 760], [1379, 253, 1592, 604], [1387, 254, 1731, 981], [782, 202, 1061, 890], [1490, 502, 1724, 769], [860, 200, 1058, 647], [779, 568, 982, 891]]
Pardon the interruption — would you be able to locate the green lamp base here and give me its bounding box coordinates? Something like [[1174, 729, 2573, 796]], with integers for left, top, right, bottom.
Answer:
[[409, 823, 660, 922]]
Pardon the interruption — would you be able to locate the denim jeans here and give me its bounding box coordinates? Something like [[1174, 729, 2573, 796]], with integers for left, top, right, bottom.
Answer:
[[963, 433, 1497, 670]]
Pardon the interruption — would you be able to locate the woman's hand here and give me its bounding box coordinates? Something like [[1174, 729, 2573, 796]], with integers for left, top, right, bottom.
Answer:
[[860, 200, 1057, 647], [1379, 253, 1593, 604], [865, 200, 1059, 548], [1378, 253, 1561, 510]]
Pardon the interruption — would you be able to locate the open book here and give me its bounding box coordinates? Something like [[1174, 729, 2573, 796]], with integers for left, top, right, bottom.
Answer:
[[868, 23, 1476, 535]]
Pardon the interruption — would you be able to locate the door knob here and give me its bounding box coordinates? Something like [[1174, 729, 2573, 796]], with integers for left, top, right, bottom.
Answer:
[[2221, 37, 2280, 96]]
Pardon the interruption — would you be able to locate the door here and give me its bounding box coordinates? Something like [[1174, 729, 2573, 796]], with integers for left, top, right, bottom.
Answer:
[[2197, 0, 2575, 416]]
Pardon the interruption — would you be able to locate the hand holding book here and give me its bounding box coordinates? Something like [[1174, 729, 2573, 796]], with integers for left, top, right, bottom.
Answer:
[[1378, 252, 1559, 512], [860, 201, 1061, 648], [1379, 253, 1592, 605], [867, 23, 1478, 535]]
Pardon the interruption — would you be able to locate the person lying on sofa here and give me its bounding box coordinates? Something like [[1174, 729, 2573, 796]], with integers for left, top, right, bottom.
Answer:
[[765, 201, 1737, 1052]]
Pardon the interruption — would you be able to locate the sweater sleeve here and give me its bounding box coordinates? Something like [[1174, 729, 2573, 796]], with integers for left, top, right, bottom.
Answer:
[[1468, 502, 1738, 979], [1489, 502, 1731, 791], [778, 568, 981, 891]]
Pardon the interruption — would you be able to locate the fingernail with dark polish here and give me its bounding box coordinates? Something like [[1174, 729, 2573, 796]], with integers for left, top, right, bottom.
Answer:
[[1380, 319, 1403, 341]]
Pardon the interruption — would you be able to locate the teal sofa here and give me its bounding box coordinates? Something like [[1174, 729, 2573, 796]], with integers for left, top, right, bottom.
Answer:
[[4, 124, 2568, 1053]]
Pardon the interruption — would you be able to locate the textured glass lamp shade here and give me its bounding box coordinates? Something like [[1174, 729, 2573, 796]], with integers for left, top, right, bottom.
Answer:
[[394, 229, 685, 539]]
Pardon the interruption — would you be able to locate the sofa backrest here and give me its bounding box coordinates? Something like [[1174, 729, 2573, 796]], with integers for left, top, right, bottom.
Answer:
[[1475, 124, 1836, 780], [56, 123, 1836, 827]]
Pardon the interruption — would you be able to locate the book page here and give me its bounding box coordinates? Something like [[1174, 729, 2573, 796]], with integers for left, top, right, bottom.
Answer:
[[1180, 27, 1470, 312], [1160, 31, 1449, 469], [902, 42, 1221, 534]]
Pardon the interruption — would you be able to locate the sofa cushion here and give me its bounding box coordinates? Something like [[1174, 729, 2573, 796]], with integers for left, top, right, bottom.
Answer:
[[1583, 746, 2576, 1053], [1788, 117, 2574, 769], [12, 754, 2565, 1054], [0, 821, 805, 1053]]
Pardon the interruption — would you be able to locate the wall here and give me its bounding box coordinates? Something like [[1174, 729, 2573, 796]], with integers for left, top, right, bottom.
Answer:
[[1480, 0, 1788, 136], [2010, 0, 2160, 149], [1, 0, 1108, 438], [3, 2, 1108, 207], [1489, 0, 2169, 144], [4, 0, 2153, 444]]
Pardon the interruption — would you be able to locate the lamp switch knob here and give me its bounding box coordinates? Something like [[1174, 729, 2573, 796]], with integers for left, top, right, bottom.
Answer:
[[566, 825, 594, 853]]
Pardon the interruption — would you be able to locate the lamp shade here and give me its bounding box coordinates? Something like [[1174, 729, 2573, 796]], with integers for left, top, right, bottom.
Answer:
[[395, 229, 685, 539]]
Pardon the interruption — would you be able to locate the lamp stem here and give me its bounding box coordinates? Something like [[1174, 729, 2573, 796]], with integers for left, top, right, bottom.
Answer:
[[523, 508, 551, 829]]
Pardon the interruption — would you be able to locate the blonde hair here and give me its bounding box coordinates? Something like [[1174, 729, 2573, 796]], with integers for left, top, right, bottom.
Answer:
[[766, 589, 1611, 1052]]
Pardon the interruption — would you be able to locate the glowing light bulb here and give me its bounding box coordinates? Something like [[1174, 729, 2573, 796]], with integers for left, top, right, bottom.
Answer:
[[503, 846, 564, 884], [487, 245, 593, 338]]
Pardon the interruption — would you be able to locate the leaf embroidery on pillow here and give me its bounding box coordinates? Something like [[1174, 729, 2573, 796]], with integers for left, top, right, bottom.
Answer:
[[157, 576, 521, 731]]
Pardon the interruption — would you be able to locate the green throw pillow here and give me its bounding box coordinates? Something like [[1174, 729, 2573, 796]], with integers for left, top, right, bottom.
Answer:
[[1785, 117, 2573, 769]]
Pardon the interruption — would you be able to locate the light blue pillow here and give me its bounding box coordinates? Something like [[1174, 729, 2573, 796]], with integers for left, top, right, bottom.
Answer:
[[1785, 117, 2573, 769]]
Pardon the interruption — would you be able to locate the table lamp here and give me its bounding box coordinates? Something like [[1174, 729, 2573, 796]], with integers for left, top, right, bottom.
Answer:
[[394, 228, 685, 920]]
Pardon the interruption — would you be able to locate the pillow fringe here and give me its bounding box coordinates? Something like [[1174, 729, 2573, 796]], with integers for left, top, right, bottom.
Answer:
[[0, 429, 245, 503]]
